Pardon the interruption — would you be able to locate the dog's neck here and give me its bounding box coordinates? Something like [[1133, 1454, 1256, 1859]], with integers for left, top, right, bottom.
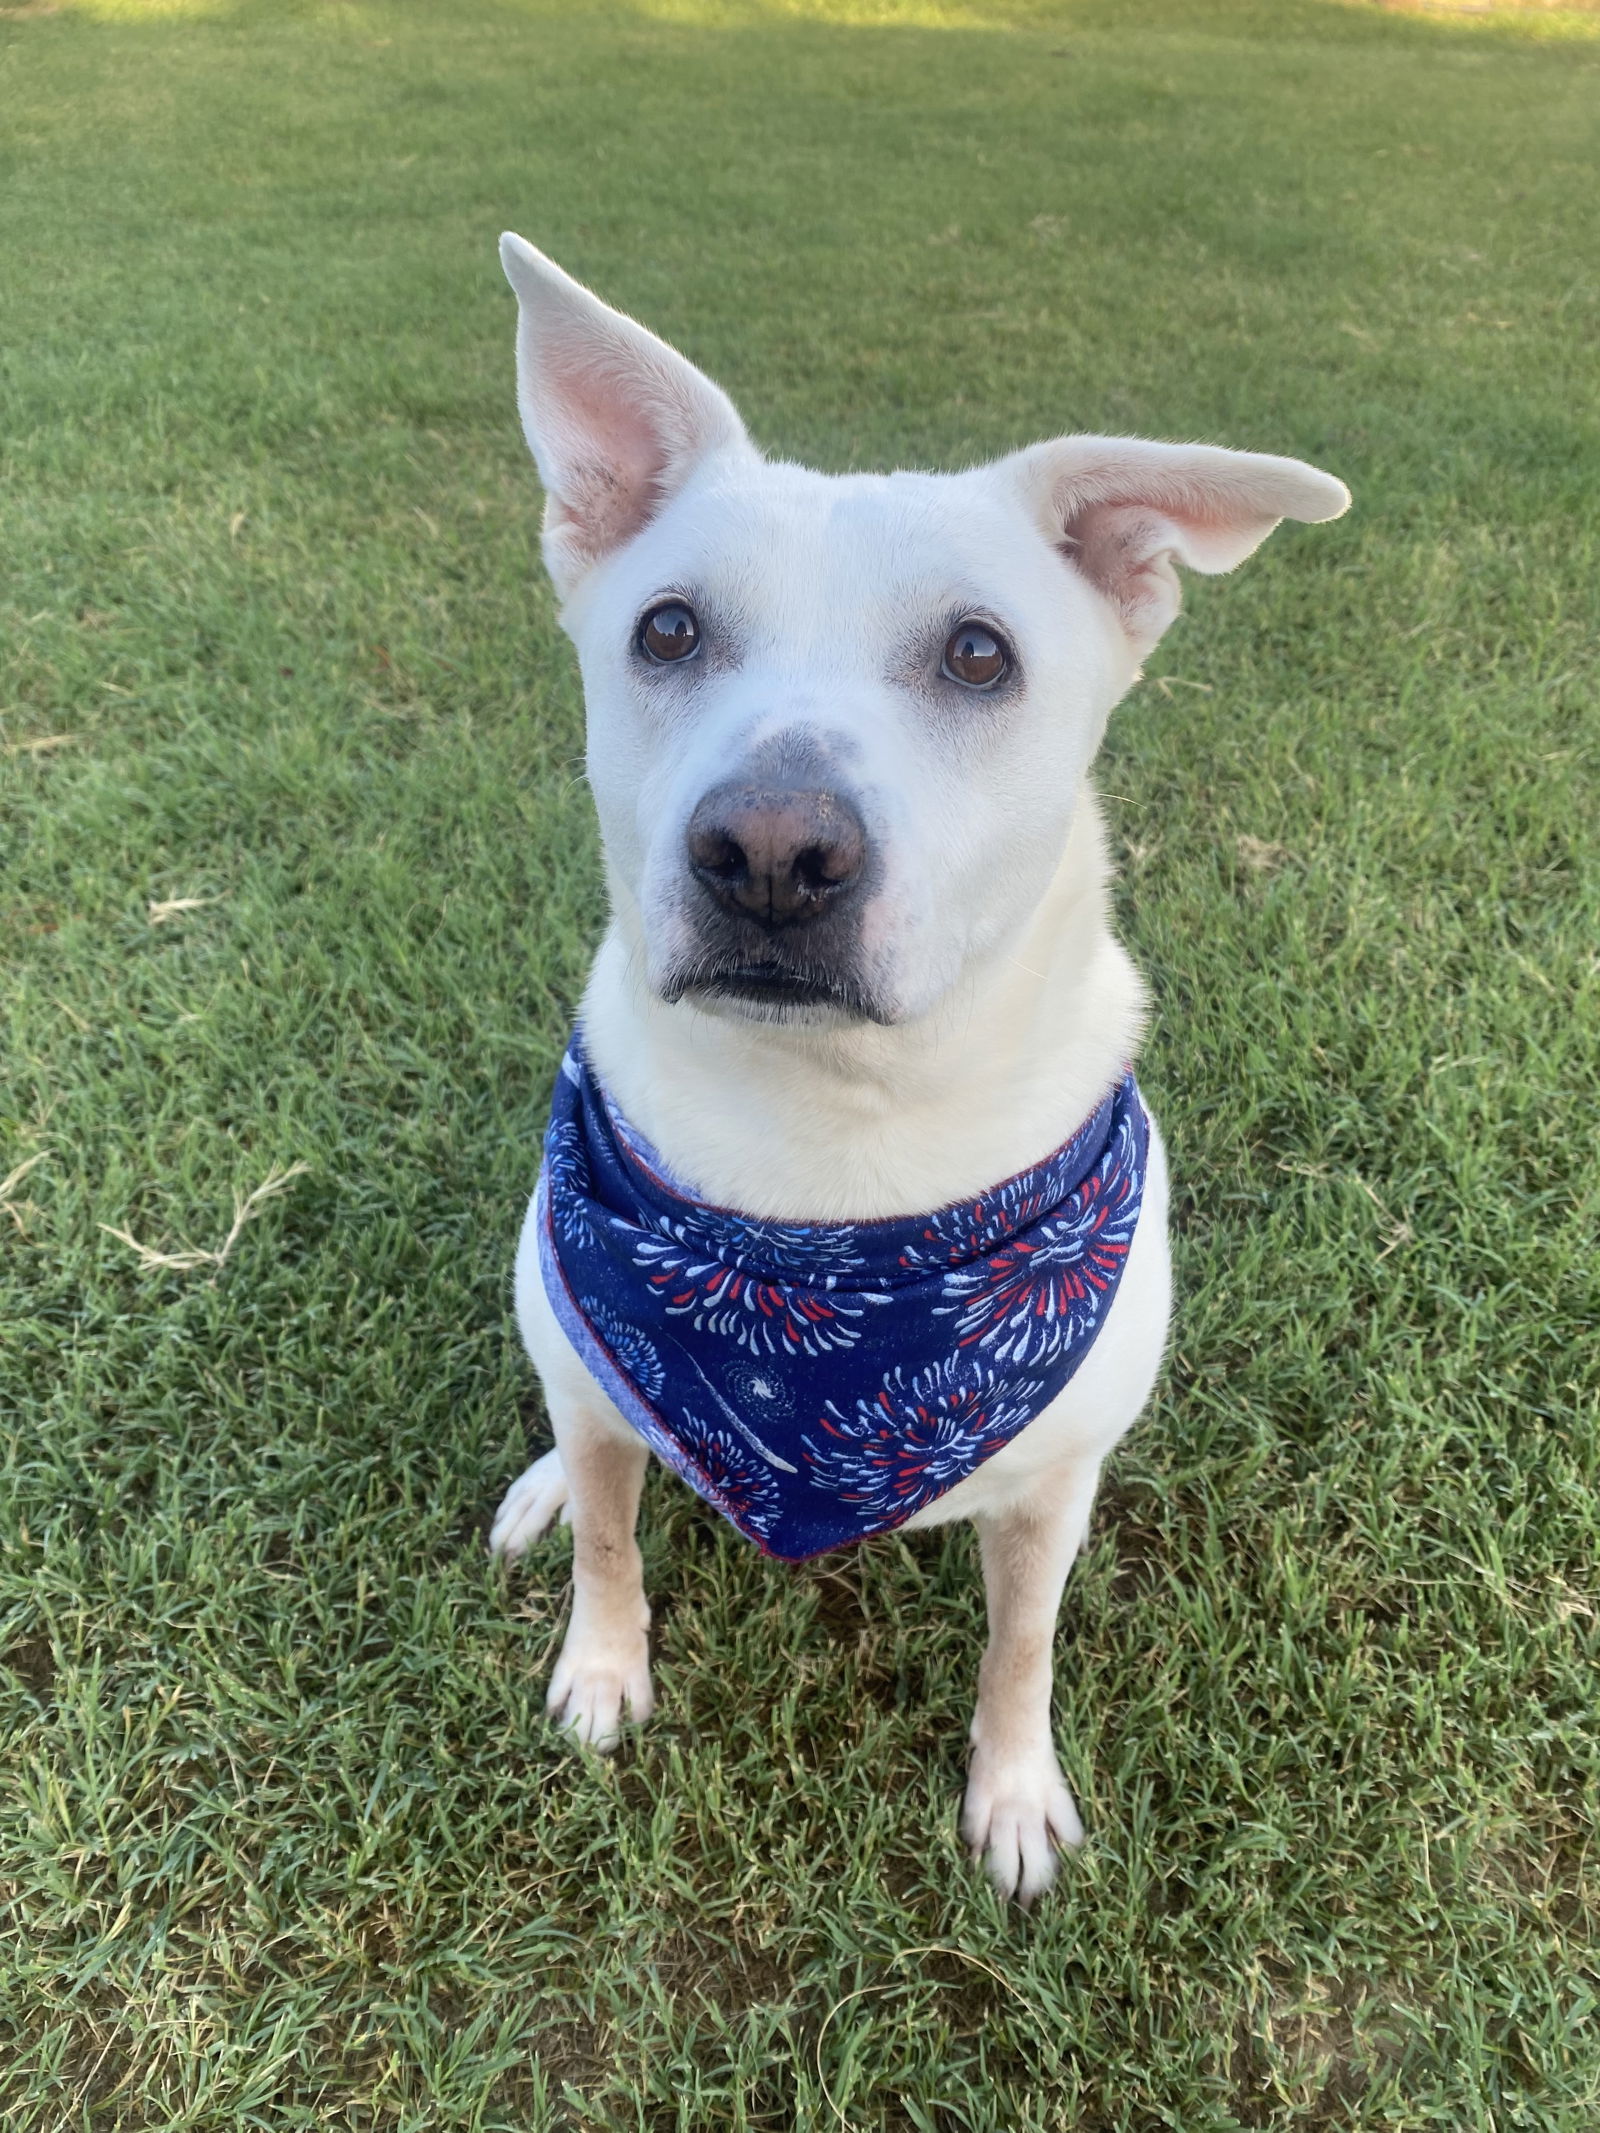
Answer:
[[580, 788, 1145, 1223]]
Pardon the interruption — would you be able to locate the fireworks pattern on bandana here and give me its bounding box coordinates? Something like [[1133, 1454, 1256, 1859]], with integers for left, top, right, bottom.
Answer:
[[588, 1303, 666, 1401], [674, 1410, 783, 1541], [721, 1357, 797, 1421], [691, 1213, 865, 1289], [933, 1103, 1144, 1367], [629, 1223, 869, 1358], [543, 1118, 598, 1247], [804, 1358, 1045, 1527], [898, 1176, 1073, 1274], [536, 1043, 1148, 1560]]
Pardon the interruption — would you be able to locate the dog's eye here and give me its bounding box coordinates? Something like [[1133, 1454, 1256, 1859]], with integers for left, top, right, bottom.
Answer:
[[639, 601, 701, 664], [941, 621, 1010, 690]]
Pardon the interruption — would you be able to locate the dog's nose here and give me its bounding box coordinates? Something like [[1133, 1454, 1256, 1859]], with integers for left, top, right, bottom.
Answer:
[[686, 784, 867, 929]]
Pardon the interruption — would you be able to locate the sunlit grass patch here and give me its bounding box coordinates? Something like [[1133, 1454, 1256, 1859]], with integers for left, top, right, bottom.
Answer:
[[1335, 0, 1600, 41], [634, 0, 1004, 26]]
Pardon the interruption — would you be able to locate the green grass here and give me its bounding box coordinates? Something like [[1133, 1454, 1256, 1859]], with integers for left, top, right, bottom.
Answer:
[[2, 0, 1597, 2124]]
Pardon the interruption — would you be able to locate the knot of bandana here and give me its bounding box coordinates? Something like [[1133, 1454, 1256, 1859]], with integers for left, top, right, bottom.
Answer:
[[537, 1042, 1149, 1561]]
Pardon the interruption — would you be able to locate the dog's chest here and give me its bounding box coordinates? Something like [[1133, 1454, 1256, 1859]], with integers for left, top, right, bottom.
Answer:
[[536, 1043, 1150, 1560]]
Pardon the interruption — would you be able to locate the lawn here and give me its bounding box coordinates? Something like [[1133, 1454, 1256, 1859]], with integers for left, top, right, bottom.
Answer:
[[2, 0, 1597, 2125]]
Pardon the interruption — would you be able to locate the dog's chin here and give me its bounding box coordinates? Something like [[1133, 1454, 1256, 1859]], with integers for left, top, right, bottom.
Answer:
[[659, 962, 891, 1029]]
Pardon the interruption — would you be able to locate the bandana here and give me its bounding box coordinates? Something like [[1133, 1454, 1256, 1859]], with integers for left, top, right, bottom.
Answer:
[[536, 1041, 1148, 1562]]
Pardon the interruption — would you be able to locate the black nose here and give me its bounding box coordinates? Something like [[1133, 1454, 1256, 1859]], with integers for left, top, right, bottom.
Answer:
[[686, 783, 867, 930]]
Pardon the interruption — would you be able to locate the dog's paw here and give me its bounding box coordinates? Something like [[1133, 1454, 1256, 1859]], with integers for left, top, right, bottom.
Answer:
[[488, 1449, 570, 1559], [546, 1625, 654, 1752], [960, 1746, 1084, 1905]]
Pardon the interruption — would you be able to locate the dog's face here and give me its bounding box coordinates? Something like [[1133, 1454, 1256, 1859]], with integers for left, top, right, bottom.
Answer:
[[502, 235, 1347, 1029], [564, 457, 1130, 1028]]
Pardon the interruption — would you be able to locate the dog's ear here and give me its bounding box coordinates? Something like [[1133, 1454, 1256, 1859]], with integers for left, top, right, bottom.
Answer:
[[499, 233, 753, 596], [1008, 436, 1349, 656]]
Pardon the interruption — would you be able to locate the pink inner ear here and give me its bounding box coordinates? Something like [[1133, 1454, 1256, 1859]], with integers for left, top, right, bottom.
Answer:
[[1061, 489, 1282, 582], [1062, 502, 1183, 627], [1020, 433, 1349, 650], [544, 341, 674, 560]]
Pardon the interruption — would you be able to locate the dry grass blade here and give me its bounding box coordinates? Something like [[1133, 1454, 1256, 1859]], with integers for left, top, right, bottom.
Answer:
[[147, 895, 221, 925], [99, 1162, 312, 1276], [0, 1151, 53, 1205], [1, 1150, 53, 1235], [1357, 1174, 1414, 1258], [2, 733, 77, 756], [97, 1227, 218, 1273], [212, 1162, 313, 1268]]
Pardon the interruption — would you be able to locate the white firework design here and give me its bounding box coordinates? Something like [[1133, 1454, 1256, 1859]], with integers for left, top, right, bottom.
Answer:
[[588, 1303, 666, 1401], [721, 1357, 797, 1420], [703, 1214, 866, 1289], [543, 1119, 596, 1246]]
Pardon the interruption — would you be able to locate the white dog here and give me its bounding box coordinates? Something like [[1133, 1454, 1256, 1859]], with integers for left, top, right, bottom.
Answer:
[[487, 232, 1348, 1902]]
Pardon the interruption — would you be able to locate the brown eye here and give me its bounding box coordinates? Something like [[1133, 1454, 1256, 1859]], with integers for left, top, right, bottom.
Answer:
[[639, 601, 701, 664], [941, 620, 1010, 689]]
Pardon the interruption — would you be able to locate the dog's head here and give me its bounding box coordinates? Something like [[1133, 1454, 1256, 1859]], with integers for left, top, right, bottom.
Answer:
[[501, 234, 1348, 1029]]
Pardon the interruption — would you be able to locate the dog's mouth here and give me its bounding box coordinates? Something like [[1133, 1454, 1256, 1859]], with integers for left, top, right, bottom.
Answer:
[[661, 960, 888, 1025]]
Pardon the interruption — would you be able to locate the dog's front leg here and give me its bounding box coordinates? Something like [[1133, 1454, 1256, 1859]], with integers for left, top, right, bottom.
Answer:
[[543, 1404, 653, 1751], [962, 1458, 1102, 1903]]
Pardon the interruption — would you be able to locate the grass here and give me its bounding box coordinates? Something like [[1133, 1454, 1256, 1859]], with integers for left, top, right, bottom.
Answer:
[[1, 0, 1597, 2124]]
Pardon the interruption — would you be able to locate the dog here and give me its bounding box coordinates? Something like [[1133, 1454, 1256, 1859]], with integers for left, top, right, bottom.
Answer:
[[487, 232, 1348, 1902]]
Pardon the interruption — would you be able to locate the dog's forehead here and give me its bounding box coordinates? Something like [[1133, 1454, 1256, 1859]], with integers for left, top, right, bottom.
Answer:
[[641, 460, 1039, 623]]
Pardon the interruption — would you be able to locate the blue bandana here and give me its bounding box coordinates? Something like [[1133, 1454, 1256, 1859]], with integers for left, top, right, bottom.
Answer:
[[537, 1043, 1148, 1562]]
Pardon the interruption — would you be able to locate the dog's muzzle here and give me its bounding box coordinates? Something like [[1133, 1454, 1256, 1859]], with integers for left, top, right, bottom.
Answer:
[[665, 778, 883, 1020]]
